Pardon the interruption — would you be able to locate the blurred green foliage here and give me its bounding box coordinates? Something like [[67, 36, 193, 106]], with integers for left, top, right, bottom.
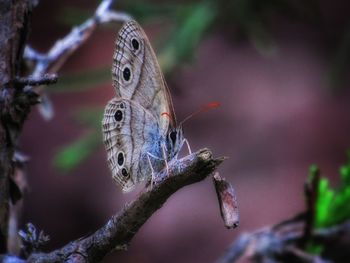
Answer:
[[313, 153, 350, 228], [306, 154, 350, 255], [158, 2, 216, 73], [54, 133, 100, 172], [53, 108, 102, 172]]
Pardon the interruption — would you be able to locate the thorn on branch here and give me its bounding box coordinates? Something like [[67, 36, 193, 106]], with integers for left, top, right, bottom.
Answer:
[[14, 74, 58, 86]]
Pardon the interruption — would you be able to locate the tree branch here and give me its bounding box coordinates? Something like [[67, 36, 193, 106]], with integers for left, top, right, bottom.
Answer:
[[0, 0, 36, 252], [27, 149, 223, 262]]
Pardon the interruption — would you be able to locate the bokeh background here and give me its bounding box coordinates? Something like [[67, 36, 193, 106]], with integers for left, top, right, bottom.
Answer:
[[20, 0, 350, 262]]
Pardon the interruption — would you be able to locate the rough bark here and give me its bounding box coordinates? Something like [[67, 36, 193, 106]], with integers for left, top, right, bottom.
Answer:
[[0, 0, 35, 252]]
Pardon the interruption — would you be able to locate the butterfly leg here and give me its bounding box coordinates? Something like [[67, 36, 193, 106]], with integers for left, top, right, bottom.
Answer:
[[174, 138, 192, 159], [147, 152, 167, 187], [183, 138, 192, 155], [146, 153, 156, 189], [161, 144, 170, 177]]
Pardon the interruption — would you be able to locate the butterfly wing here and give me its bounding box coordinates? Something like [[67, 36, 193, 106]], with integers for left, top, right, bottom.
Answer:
[[111, 20, 176, 134], [102, 98, 164, 192]]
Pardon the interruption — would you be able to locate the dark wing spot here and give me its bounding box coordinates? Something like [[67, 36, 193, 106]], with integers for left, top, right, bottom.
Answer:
[[117, 152, 124, 166], [114, 110, 123, 121], [121, 168, 129, 177], [131, 38, 139, 50], [123, 67, 131, 81]]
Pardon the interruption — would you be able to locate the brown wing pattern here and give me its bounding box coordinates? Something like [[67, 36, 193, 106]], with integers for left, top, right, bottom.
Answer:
[[102, 98, 162, 192], [111, 20, 176, 134]]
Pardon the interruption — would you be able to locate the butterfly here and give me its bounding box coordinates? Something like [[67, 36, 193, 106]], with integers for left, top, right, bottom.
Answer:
[[102, 20, 185, 192]]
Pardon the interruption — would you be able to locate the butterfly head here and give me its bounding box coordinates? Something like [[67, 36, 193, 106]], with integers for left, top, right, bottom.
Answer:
[[166, 125, 184, 159]]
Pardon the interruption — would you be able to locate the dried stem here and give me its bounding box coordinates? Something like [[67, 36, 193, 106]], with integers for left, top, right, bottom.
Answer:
[[213, 172, 239, 229]]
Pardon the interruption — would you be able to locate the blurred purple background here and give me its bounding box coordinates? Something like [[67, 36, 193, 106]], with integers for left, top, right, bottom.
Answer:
[[20, 0, 350, 262]]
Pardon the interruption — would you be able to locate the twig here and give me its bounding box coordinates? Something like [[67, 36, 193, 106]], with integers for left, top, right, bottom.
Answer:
[[218, 212, 350, 263], [27, 149, 224, 262], [14, 74, 58, 86], [24, 0, 132, 120], [216, 220, 304, 263], [283, 247, 332, 263], [216, 234, 251, 263], [24, 0, 132, 84], [314, 221, 350, 241]]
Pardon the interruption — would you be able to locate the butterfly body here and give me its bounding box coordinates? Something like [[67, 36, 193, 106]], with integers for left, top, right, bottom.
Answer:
[[102, 20, 183, 192]]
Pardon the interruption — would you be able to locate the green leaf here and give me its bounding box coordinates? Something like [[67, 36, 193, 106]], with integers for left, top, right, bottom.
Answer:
[[53, 133, 100, 172], [314, 153, 350, 228], [307, 154, 350, 254]]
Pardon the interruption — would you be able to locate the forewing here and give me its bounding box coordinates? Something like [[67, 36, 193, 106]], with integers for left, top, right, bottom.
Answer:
[[111, 20, 176, 134]]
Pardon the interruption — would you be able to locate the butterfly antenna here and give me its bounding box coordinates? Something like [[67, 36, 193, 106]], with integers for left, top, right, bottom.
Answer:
[[180, 102, 220, 126]]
